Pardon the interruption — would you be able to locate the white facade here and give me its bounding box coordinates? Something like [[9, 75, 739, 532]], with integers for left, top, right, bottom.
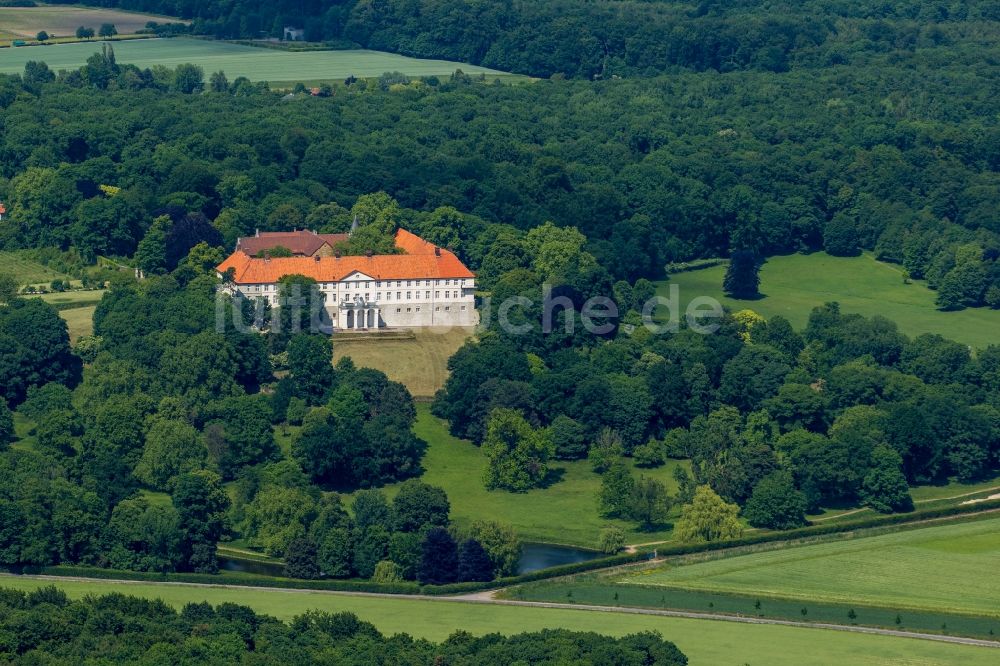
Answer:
[[233, 272, 477, 329]]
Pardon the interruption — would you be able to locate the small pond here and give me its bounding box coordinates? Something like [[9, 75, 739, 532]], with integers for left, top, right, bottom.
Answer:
[[517, 542, 601, 574], [220, 557, 284, 577]]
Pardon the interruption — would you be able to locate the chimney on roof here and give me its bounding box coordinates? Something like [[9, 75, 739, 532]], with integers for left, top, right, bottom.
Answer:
[[263, 250, 270, 263], [334, 249, 341, 259], [434, 246, 441, 257], [365, 249, 373, 258], [314, 255, 321, 262], [255, 228, 260, 237]]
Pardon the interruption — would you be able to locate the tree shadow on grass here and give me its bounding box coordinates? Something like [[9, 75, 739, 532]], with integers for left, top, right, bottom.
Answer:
[[729, 291, 768, 302], [536, 466, 566, 489], [635, 520, 674, 533]]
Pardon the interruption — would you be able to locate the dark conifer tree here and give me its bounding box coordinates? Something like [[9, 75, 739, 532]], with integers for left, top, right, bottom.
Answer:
[[418, 527, 459, 585], [457, 538, 494, 582], [284, 536, 321, 579], [723, 250, 761, 299]]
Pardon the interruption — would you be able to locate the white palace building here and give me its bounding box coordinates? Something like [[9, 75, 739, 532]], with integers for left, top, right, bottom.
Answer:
[[216, 228, 477, 329]]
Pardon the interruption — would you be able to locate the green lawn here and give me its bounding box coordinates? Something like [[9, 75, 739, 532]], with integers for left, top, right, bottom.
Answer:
[[364, 405, 688, 548], [9, 413, 38, 453], [664, 252, 1000, 349], [333, 327, 474, 398], [0, 251, 72, 286], [0, 38, 511, 82], [0, 577, 996, 665], [629, 516, 1000, 617], [33, 289, 105, 306], [909, 478, 1000, 503]]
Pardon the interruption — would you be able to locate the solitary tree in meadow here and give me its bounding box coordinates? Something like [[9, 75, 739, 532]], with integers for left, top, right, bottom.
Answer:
[[723, 249, 761, 299], [673, 485, 744, 543], [482, 408, 554, 492]]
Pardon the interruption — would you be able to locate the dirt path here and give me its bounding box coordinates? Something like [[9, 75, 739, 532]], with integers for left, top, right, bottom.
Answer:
[[3, 573, 997, 650], [961, 492, 1000, 505]]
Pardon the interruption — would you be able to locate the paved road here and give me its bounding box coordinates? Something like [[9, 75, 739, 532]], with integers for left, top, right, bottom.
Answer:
[[3, 573, 998, 650]]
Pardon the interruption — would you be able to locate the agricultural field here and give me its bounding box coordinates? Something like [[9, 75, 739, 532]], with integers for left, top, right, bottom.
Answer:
[[664, 252, 1000, 350], [0, 251, 72, 286], [1, 576, 996, 666], [628, 516, 1000, 617], [0, 38, 512, 81], [361, 404, 690, 548], [333, 327, 474, 399], [0, 5, 175, 40]]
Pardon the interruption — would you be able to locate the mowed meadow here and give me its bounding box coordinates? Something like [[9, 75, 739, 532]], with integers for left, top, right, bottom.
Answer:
[[665, 252, 1000, 350], [1, 577, 997, 666], [354, 404, 690, 547], [0, 38, 513, 81], [628, 516, 1000, 617], [332, 328, 473, 399]]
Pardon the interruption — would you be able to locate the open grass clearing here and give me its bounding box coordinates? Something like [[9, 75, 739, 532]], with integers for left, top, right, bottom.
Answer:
[[58, 305, 95, 342], [0, 38, 512, 82], [9, 413, 38, 453], [663, 252, 1000, 349], [355, 404, 689, 548], [332, 327, 473, 398], [1, 576, 996, 665], [0, 6, 180, 40], [627, 516, 1000, 617]]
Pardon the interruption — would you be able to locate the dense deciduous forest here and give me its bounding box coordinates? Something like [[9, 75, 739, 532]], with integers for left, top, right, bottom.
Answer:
[[2, 37, 999, 305], [0, 586, 689, 663], [438, 294, 1000, 528], [0, 0, 999, 589], [51, 0, 1000, 78]]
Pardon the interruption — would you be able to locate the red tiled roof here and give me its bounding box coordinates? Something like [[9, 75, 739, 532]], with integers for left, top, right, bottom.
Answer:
[[394, 228, 441, 255], [236, 231, 330, 257], [218, 229, 474, 283], [319, 233, 350, 247]]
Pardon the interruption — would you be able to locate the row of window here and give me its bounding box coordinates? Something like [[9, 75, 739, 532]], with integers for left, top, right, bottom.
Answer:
[[241, 281, 471, 294], [245, 295, 467, 314], [393, 305, 467, 313], [340, 290, 464, 302], [327, 278, 468, 289]]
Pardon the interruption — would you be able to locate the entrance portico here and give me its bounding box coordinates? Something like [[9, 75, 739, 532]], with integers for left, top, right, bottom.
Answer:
[[339, 296, 380, 330]]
